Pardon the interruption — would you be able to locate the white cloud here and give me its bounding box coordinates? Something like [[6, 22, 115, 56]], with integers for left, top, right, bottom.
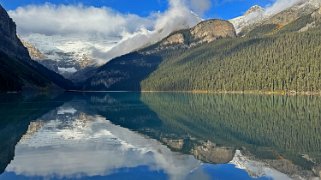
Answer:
[[189, 0, 212, 16], [264, 0, 304, 15], [8, 113, 202, 179], [8, 0, 210, 65], [96, 0, 203, 63], [9, 4, 153, 37]]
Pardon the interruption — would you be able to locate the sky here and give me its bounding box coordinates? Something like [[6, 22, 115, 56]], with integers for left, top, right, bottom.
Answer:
[[1, 0, 275, 20]]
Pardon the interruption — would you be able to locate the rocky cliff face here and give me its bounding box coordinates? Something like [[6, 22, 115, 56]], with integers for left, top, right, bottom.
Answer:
[[21, 40, 46, 60], [160, 19, 236, 48], [191, 20, 236, 43], [0, 5, 29, 60]]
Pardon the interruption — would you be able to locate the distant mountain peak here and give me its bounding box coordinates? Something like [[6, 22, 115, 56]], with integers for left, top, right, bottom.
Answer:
[[229, 5, 265, 34], [244, 5, 264, 16], [230, 0, 321, 34]]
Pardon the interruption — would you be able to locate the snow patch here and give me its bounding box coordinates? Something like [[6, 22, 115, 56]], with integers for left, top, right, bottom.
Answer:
[[58, 67, 77, 74]]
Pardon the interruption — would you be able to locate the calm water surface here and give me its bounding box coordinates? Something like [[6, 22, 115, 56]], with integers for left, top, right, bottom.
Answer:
[[0, 92, 320, 180]]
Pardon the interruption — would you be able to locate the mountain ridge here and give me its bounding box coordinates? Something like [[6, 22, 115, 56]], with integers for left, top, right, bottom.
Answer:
[[231, 0, 321, 35], [160, 19, 236, 48], [82, 19, 236, 91], [82, 2, 321, 93]]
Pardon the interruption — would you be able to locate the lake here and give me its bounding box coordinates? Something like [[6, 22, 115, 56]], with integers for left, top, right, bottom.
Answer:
[[0, 92, 320, 180]]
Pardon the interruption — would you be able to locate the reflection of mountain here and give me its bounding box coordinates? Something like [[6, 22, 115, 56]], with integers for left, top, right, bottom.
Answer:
[[80, 92, 321, 178], [0, 93, 70, 173], [141, 93, 321, 178], [80, 93, 163, 130], [68, 93, 318, 179], [2, 92, 321, 179], [7, 106, 203, 180]]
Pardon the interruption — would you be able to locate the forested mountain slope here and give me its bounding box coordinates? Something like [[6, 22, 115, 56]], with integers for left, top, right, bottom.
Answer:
[[141, 28, 321, 93], [141, 93, 321, 178], [82, 19, 236, 91], [82, 7, 321, 93]]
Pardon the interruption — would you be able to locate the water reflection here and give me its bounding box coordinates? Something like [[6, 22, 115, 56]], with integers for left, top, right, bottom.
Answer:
[[8, 115, 201, 179], [141, 93, 321, 179], [0, 92, 320, 179], [0, 93, 70, 174]]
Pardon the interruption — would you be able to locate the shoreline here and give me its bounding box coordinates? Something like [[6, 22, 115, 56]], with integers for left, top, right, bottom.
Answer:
[[66, 90, 321, 96]]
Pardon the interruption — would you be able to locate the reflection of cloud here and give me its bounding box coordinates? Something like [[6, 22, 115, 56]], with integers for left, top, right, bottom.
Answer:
[[57, 107, 77, 115], [231, 150, 291, 180], [5, 102, 293, 180], [6, 113, 201, 180]]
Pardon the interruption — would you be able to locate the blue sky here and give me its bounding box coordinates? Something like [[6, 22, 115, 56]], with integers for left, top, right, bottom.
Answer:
[[1, 0, 274, 19]]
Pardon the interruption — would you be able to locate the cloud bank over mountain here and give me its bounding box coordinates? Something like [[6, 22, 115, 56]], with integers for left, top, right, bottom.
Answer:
[[8, 0, 209, 64], [9, 4, 153, 37], [264, 0, 304, 15]]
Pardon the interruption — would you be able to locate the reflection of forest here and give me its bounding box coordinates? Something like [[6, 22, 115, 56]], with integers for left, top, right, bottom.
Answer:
[[82, 92, 321, 178], [140, 93, 321, 175]]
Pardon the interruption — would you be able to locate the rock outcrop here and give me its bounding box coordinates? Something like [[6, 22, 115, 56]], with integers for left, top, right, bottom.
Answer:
[[21, 40, 46, 60], [191, 141, 235, 164], [161, 138, 184, 151], [190, 19, 236, 43], [160, 19, 236, 48]]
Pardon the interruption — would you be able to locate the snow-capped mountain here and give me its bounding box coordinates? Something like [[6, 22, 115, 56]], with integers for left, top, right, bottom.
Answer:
[[229, 5, 265, 34], [20, 34, 119, 78], [17, 7, 202, 80], [19, 0, 321, 81], [8, 107, 203, 179], [230, 0, 321, 34]]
